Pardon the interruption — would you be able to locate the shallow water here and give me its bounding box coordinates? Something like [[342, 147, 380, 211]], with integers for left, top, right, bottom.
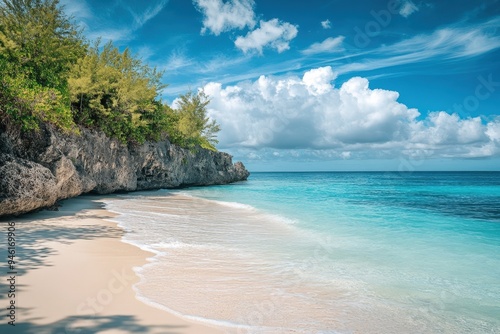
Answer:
[[104, 172, 500, 333]]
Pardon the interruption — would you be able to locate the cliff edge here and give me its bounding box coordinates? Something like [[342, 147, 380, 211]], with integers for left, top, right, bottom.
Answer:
[[0, 124, 249, 216]]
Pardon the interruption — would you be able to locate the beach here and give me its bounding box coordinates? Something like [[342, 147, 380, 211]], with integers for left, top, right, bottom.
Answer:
[[0, 196, 223, 334]]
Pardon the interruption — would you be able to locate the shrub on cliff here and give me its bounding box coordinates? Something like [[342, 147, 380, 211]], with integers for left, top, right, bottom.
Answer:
[[0, 0, 220, 149], [0, 0, 85, 131], [173, 90, 220, 151], [0, 57, 76, 132], [68, 41, 168, 143]]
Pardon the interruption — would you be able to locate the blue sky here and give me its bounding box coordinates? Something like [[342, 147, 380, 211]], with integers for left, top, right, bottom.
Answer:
[[62, 0, 500, 171]]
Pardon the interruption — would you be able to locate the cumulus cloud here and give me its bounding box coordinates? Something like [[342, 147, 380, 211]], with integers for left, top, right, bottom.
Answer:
[[302, 67, 337, 95], [486, 119, 500, 142], [399, 0, 419, 18], [302, 36, 345, 55], [321, 19, 331, 29], [234, 19, 298, 54], [411, 113, 487, 145], [193, 0, 255, 35], [201, 66, 500, 159]]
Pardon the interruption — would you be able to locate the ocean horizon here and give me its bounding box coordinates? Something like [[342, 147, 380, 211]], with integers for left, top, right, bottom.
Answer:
[[102, 171, 500, 333]]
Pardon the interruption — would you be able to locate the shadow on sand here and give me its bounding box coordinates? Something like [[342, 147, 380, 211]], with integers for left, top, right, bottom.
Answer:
[[0, 196, 185, 333], [0, 314, 187, 333]]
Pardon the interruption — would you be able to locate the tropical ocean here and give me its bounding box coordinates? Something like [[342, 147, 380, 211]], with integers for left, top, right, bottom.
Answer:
[[104, 172, 500, 334]]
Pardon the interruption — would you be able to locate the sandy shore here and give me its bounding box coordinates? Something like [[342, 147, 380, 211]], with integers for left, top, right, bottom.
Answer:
[[0, 196, 224, 333]]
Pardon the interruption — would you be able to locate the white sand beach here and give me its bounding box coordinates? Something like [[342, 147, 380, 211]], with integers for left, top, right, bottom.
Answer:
[[0, 196, 223, 334]]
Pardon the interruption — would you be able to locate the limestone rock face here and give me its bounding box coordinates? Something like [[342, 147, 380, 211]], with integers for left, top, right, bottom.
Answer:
[[0, 124, 249, 216]]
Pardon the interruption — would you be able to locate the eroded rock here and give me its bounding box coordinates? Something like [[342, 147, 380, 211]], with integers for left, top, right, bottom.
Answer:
[[0, 124, 249, 216]]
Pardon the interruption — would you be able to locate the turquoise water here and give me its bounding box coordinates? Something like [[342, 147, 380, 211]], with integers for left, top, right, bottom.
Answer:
[[106, 172, 500, 333]]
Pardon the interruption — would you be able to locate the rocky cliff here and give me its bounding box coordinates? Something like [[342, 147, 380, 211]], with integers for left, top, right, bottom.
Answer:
[[0, 124, 249, 216]]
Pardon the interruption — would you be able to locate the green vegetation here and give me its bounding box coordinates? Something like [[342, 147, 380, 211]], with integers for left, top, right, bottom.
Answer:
[[0, 0, 85, 131], [174, 90, 220, 151], [68, 41, 168, 143], [0, 0, 220, 149]]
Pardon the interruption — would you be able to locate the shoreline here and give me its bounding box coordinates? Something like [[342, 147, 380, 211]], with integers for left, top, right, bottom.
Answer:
[[0, 195, 223, 333]]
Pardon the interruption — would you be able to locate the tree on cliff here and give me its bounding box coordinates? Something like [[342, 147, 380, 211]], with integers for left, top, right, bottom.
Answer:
[[174, 90, 220, 151], [68, 41, 168, 143], [0, 0, 85, 131], [0, 0, 221, 150]]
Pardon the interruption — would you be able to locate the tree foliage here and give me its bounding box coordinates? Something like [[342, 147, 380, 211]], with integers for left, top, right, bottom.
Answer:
[[0, 0, 221, 150], [0, 0, 84, 131], [0, 0, 86, 90], [68, 41, 168, 143], [0, 58, 74, 131], [173, 90, 220, 151]]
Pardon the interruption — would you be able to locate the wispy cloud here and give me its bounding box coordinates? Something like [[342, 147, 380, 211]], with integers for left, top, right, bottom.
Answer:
[[64, 0, 170, 44], [336, 18, 500, 75], [127, 0, 170, 30], [162, 50, 196, 72], [302, 36, 345, 55], [60, 0, 93, 33], [161, 55, 303, 99], [60, 0, 93, 20], [196, 54, 251, 74], [86, 27, 134, 43], [134, 46, 155, 61]]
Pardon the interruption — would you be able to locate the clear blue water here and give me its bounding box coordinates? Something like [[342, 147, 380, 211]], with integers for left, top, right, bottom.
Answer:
[[106, 172, 500, 333]]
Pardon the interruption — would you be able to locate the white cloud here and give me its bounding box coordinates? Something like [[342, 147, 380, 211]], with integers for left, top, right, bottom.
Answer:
[[163, 50, 195, 72], [63, 0, 170, 44], [338, 18, 500, 76], [129, 0, 170, 30], [60, 0, 92, 20], [60, 0, 92, 32], [486, 118, 500, 142], [201, 66, 499, 159], [399, 0, 419, 18], [234, 19, 298, 54], [86, 28, 133, 43], [193, 0, 255, 35], [391, 23, 500, 59], [302, 36, 345, 55], [411, 112, 488, 146], [302, 67, 337, 95], [321, 19, 331, 29]]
